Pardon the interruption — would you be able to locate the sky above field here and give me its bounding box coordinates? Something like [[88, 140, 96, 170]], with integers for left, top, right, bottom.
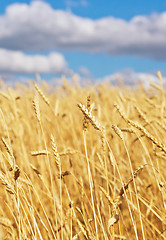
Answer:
[[0, 0, 166, 84]]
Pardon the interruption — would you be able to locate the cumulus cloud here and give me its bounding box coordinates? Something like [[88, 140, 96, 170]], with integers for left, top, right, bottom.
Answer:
[[79, 66, 91, 77], [98, 69, 165, 87], [0, 49, 67, 74], [0, 1, 166, 60]]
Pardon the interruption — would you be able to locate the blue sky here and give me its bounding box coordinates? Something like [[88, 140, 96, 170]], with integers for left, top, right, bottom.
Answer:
[[1, 0, 166, 19], [0, 0, 166, 84]]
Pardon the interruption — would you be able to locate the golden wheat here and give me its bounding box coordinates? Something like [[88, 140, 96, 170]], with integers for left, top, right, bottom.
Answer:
[[0, 78, 165, 239]]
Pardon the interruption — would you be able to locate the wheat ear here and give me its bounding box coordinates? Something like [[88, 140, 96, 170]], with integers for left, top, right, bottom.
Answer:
[[78, 103, 103, 132]]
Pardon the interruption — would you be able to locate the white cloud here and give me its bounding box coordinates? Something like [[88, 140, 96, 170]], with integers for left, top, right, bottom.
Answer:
[[79, 66, 91, 77], [0, 49, 67, 74], [0, 1, 166, 60], [98, 69, 166, 87]]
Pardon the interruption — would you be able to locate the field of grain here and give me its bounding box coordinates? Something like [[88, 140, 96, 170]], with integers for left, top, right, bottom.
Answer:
[[0, 74, 165, 240]]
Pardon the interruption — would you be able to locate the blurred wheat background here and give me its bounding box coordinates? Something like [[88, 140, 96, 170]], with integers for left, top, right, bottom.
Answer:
[[0, 73, 165, 240]]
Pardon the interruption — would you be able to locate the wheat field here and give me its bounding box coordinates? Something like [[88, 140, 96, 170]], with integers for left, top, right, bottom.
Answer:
[[0, 73, 166, 240]]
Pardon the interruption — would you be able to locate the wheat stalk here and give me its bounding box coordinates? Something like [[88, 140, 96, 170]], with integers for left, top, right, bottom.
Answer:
[[78, 103, 103, 132]]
